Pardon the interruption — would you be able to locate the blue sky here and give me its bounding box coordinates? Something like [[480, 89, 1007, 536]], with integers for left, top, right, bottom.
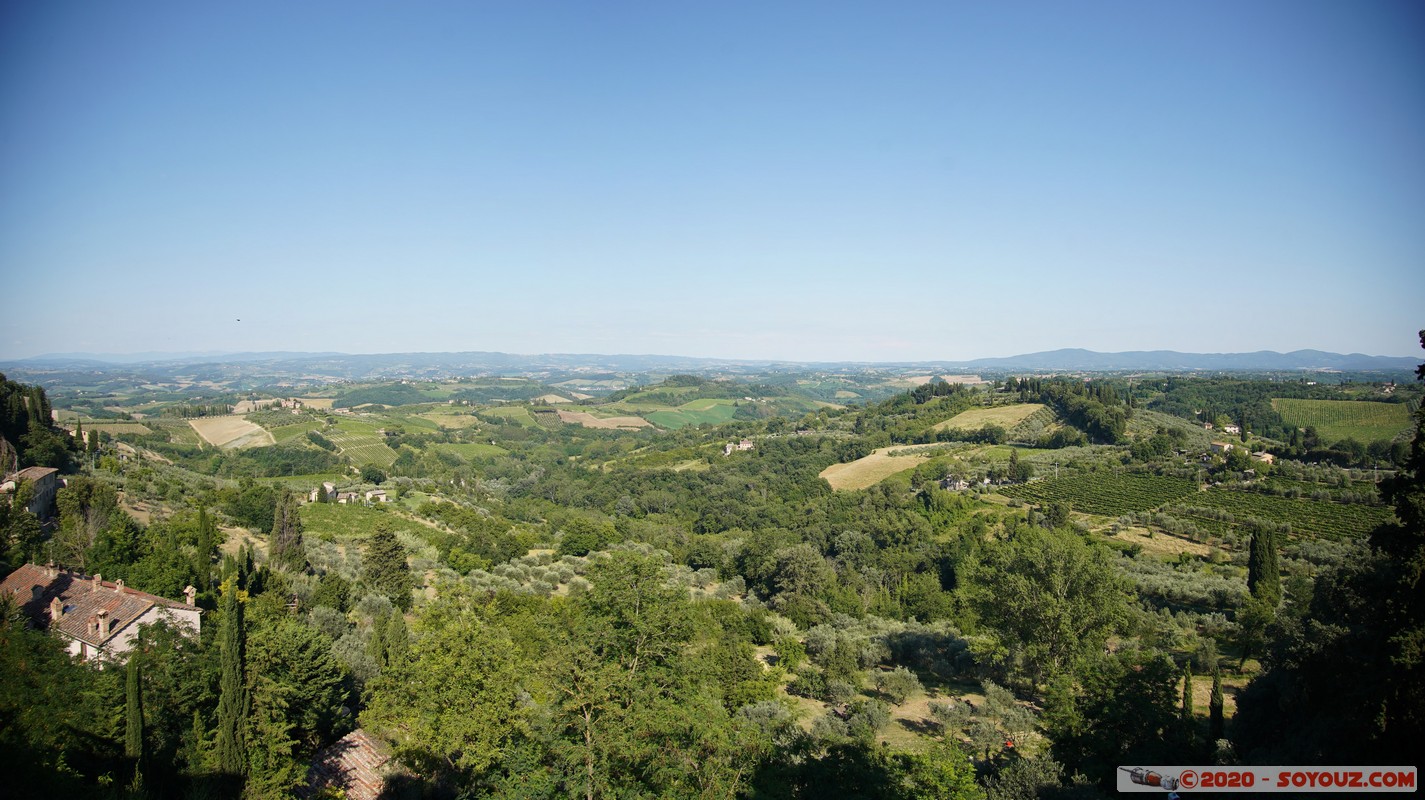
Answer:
[[2, 1, 1422, 361]]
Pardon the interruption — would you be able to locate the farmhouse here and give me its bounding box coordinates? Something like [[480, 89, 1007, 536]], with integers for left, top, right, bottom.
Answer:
[[0, 564, 200, 662], [0, 465, 60, 518], [365, 489, 389, 503], [1223, 424, 1241, 435], [1210, 441, 1234, 454], [939, 477, 970, 491], [1252, 451, 1276, 464], [723, 439, 755, 456]]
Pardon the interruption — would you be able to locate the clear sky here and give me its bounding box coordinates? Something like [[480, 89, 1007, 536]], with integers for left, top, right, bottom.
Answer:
[[2, 1, 1422, 362]]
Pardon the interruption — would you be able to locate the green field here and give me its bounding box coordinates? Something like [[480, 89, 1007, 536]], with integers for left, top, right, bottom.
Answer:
[[642, 399, 740, 429], [1000, 473, 1199, 516], [1167, 489, 1393, 541], [481, 407, 539, 427], [267, 419, 325, 443], [433, 442, 509, 461], [1271, 398, 1412, 444], [299, 502, 392, 541], [324, 420, 398, 466], [933, 403, 1045, 432]]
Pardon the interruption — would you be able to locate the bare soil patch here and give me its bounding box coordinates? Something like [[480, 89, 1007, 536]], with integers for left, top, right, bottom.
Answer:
[[556, 409, 651, 430], [190, 416, 275, 449]]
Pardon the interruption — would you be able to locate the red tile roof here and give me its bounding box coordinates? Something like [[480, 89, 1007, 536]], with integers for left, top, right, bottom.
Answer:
[[305, 729, 399, 800], [0, 564, 197, 649]]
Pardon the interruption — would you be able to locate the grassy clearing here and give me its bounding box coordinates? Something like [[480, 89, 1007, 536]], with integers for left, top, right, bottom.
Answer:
[[189, 416, 275, 449], [482, 407, 539, 427], [1271, 398, 1412, 444], [415, 409, 483, 429], [432, 442, 509, 460], [933, 403, 1045, 432], [299, 397, 337, 409], [820, 445, 943, 491], [1097, 526, 1213, 558], [643, 399, 739, 428], [300, 502, 393, 541]]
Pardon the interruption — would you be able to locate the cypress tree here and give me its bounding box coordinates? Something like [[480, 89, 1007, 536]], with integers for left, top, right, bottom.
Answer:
[[364, 522, 413, 611], [268, 492, 307, 573], [1209, 668, 1225, 742], [1246, 525, 1280, 607], [215, 581, 247, 776], [196, 507, 216, 586], [1181, 664, 1194, 723], [126, 656, 144, 760]]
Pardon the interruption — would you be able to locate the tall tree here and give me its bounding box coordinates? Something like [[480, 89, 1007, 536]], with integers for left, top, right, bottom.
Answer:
[[267, 493, 307, 573], [1208, 668, 1224, 743], [961, 526, 1131, 685], [126, 656, 144, 760], [363, 521, 413, 611], [215, 581, 247, 776], [1181, 665, 1194, 724], [1246, 524, 1280, 607]]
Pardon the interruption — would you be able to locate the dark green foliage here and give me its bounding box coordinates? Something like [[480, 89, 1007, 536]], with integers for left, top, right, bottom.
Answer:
[[363, 522, 413, 610], [1246, 523, 1280, 607], [126, 657, 144, 760], [306, 429, 337, 451], [215, 583, 247, 776], [962, 526, 1131, 685], [1046, 651, 1191, 792], [1208, 668, 1224, 743], [1233, 333, 1425, 766], [267, 493, 307, 573]]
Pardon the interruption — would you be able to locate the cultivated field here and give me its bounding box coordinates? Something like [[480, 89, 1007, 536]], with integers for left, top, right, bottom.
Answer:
[[298, 397, 337, 410], [536, 394, 573, 404], [999, 473, 1199, 516], [1271, 398, 1412, 444], [642, 399, 739, 429], [820, 445, 940, 491], [189, 416, 275, 449], [327, 433, 399, 467], [556, 409, 652, 430], [933, 403, 1045, 432], [84, 422, 155, 436], [1167, 489, 1393, 540]]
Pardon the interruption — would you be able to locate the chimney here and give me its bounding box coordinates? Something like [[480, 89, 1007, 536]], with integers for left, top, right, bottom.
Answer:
[[184, 585, 197, 606], [50, 596, 63, 619], [115, 579, 124, 594], [44, 562, 57, 580], [96, 609, 110, 638], [92, 573, 102, 592]]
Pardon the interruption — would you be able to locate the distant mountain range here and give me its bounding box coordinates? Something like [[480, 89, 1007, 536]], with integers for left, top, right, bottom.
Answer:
[[2, 347, 1417, 377]]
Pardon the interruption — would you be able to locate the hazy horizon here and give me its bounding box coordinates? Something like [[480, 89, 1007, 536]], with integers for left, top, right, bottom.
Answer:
[[3, 1, 1422, 362]]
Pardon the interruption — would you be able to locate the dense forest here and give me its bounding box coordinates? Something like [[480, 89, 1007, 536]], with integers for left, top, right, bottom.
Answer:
[[2, 341, 1422, 799]]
